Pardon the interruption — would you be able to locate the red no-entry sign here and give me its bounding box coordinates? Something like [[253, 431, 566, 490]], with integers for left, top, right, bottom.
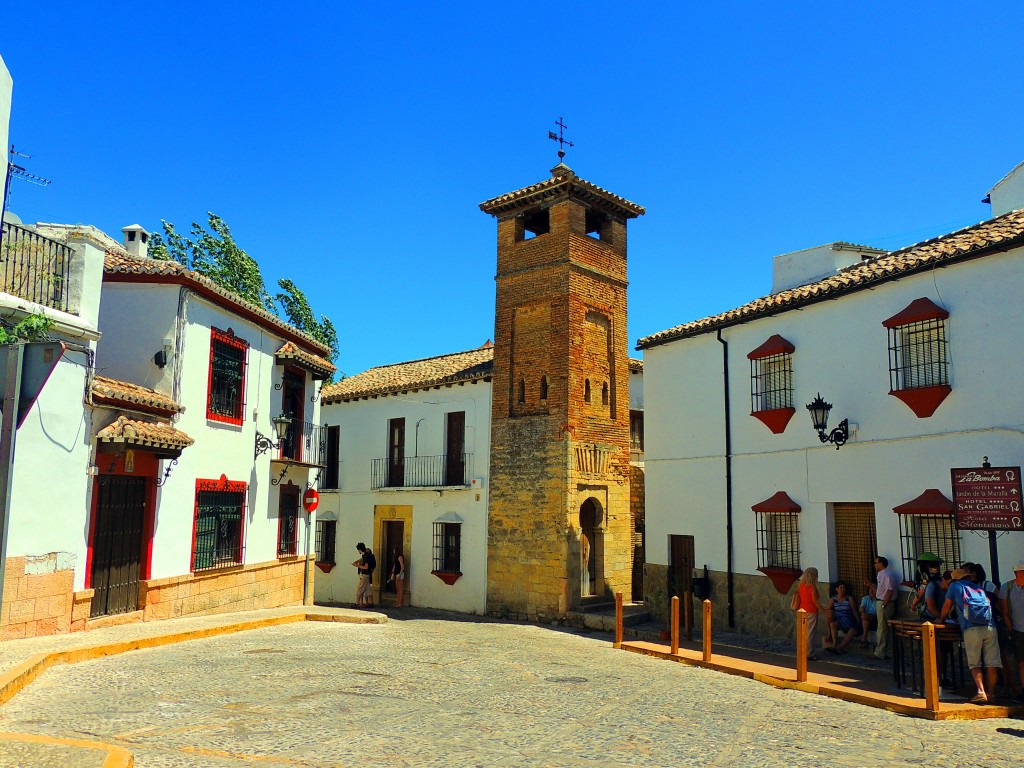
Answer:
[[302, 488, 320, 513]]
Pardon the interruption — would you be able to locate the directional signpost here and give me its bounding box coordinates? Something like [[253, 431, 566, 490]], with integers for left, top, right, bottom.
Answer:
[[951, 462, 1023, 584]]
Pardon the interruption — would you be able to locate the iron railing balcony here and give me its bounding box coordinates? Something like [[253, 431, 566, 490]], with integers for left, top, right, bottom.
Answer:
[[276, 420, 328, 467], [0, 221, 73, 313], [371, 453, 472, 490]]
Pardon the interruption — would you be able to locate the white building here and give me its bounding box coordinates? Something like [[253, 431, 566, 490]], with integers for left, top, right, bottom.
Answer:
[[0, 215, 335, 638], [637, 171, 1024, 639], [314, 346, 493, 614]]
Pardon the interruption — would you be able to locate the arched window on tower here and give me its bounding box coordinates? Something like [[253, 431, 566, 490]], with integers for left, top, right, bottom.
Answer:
[[540, 375, 549, 401], [602, 382, 609, 406], [518, 378, 526, 404], [584, 379, 592, 403]]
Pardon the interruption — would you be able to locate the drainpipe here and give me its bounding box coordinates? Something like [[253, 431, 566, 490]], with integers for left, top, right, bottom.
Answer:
[[717, 329, 735, 628]]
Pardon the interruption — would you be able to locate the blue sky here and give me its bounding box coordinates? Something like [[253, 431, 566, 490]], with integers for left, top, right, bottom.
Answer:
[[3, 3, 1022, 375]]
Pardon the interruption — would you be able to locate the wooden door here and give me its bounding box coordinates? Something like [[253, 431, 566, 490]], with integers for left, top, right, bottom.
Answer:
[[90, 476, 147, 617], [832, 503, 877, 603], [668, 534, 695, 598], [444, 411, 466, 485], [388, 418, 405, 487]]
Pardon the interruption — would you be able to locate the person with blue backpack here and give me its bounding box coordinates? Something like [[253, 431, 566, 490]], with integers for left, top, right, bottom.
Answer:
[[940, 566, 1002, 704]]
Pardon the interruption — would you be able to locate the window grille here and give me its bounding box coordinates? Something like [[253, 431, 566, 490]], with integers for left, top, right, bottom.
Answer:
[[277, 488, 298, 556], [888, 318, 948, 391], [193, 479, 246, 571], [750, 352, 793, 412], [897, 513, 960, 585], [755, 512, 800, 572], [315, 520, 337, 565], [432, 522, 461, 573], [208, 328, 248, 424]]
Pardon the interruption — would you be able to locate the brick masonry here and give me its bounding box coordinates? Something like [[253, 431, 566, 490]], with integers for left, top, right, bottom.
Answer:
[[485, 174, 641, 621]]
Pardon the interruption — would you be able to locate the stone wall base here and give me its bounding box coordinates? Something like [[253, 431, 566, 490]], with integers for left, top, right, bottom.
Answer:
[[1, 556, 310, 640]]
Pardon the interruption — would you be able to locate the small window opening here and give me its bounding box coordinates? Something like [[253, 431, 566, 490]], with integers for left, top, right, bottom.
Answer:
[[584, 379, 591, 403], [127, 231, 136, 241], [601, 382, 609, 406], [540, 375, 548, 401], [519, 208, 550, 241], [518, 378, 526, 404], [585, 209, 609, 241], [141, 232, 148, 244]]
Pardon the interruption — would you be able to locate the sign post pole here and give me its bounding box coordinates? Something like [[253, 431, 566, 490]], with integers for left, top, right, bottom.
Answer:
[[0, 343, 25, 616], [302, 488, 320, 606]]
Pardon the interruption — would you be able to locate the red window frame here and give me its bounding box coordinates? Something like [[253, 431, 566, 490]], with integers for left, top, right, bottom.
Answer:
[[277, 485, 300, 557], [207, 327, 249, 425], [191, 475, 247, 572]]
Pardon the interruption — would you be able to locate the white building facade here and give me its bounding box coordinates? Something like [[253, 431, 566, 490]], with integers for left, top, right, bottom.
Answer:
[[314, 347, 492, 614], [639, 191, 1024, 639]]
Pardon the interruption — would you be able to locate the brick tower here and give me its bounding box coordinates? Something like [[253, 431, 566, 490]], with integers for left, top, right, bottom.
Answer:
[[479, 163, 644, 620]]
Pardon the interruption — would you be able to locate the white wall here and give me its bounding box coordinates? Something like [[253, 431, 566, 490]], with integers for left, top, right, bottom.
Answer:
[[990, 162, 1024, 217], [644, 245, 1024, 586], [629, 369, 643, 410], [97, 284, 321, 580], [315, 380, 491, 613], [0, 54, 10, 193]]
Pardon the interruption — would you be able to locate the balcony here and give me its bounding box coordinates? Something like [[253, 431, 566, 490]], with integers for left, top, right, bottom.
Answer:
[[0, 221, 73, 313], [371, 453, 472, 490], [274, 420, 328, 468]]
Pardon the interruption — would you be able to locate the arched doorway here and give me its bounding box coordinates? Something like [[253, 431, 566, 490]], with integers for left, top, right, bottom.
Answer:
[[579, 498, 602, 598]]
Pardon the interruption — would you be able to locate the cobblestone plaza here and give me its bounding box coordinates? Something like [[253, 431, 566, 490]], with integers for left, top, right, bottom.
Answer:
[[0, 614, 1021, 767]]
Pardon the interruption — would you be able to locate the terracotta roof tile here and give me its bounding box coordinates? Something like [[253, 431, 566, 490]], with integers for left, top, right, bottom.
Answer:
[[479, 165, 645, 219], [93, 376, 183, 415], [103, 250, 331, 356], [96, 415, 194, 451], [276, 341, 336, 378], [322, 346, 494, 403], [628, 358, 643, 372], [638, 208, 1024, 349]]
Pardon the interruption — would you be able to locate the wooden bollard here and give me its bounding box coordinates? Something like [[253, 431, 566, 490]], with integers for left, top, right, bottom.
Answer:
[[670, 596, 680, 655], [614, 591, 624, 648], [684, 592, 693, 641], [921, 621, 940, 712], [796, 609, 808, 682], [702, 599, 712, 661]]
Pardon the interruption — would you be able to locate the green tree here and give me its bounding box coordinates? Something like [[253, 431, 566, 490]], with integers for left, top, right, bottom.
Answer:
[[275, 279, 339, 370], [148, 213, 275, 313], [149, 215, 338, 376], [0, 314, 54, 344]]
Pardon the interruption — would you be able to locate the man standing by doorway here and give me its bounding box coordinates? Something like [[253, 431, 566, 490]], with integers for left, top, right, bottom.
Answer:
[[352, 542, 376, 608], [873, 555, 899, 660]]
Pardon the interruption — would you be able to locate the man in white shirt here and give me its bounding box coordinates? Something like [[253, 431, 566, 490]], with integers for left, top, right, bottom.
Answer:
[[873, 555, 899, 660]]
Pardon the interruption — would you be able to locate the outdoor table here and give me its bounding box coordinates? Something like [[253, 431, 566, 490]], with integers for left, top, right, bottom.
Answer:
[[890, 618, 965, 694]]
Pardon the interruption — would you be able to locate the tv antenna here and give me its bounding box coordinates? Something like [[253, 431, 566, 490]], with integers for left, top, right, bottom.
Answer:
[[547, 117, 574, 161], [4, 145, 52, 212]]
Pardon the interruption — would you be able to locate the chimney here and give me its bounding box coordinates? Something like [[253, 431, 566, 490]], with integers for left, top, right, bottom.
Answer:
[[121, 224, 150, 258]]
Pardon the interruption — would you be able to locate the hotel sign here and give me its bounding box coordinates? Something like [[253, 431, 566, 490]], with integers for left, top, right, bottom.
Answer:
[[950, 466, 1024, 531]]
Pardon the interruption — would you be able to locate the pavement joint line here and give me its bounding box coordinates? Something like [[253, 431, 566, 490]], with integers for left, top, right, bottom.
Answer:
[[618, 640, 1024, 721], [0, 731, 134, 768]]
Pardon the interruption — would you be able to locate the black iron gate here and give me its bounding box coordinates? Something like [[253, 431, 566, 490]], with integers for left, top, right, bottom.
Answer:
[[90, 476, 147, 617]]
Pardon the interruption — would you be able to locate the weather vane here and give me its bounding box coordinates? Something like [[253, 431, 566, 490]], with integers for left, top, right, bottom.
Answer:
[[547, 117, 574, 161]]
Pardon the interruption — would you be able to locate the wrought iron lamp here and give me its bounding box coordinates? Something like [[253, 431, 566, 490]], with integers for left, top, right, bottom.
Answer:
[[254, 412, 293, 459], [805, 393, 848, 450]]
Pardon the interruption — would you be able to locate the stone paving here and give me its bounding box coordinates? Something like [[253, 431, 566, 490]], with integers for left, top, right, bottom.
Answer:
[[0, 610, 1022, 767]]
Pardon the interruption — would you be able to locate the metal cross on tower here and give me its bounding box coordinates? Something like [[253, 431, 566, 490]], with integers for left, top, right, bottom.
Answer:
[[547, 117, 574, 160]]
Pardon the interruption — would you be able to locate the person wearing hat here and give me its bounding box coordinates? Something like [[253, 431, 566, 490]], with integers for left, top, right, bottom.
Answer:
[[1000, 562, 1024, 701], [940, 566, 1001, 704]]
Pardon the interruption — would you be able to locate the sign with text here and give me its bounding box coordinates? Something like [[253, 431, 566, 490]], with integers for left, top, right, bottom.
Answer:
[[950, 466, 1024, 531]]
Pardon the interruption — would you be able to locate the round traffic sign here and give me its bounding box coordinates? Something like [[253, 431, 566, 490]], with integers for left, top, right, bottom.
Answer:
[[302, 488, 320, 513]]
